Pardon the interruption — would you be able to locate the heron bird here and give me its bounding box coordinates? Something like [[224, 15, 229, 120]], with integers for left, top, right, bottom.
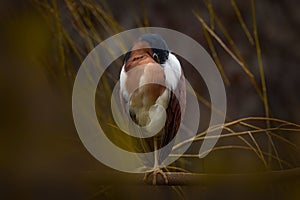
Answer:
[[119, 34, 186, 184]]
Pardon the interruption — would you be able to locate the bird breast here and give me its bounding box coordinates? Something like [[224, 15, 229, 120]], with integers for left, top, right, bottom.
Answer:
[[124, 60, 170, 130]]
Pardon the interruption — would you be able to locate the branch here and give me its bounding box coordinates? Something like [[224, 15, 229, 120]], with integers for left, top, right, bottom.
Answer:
[[82, 167, 300, 186]]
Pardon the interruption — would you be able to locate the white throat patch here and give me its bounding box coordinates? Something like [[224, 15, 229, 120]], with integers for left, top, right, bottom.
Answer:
[[162, 53, 182, 90]]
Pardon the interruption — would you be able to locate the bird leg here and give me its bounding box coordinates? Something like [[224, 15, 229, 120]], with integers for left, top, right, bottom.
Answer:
[[143, 136, 168, 185]]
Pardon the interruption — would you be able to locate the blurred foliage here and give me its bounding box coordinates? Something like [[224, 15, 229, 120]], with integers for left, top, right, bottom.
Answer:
[[1, 0, 300, 199]]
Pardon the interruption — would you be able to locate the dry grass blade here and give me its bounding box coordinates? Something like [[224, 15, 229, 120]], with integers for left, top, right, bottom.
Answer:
[[52, 0, 65, 74], [173, 117, 300, 161], [204, 0, 215, 30], [239, 121, 300, 152], [141, 0, 150, 27], [230, 0, 255, 45], [81, 0, 122, 35], [64, 0, 94, 50], [193, 11, 263, 99], [186, 84, 227, 119], [224, 117, 300, 128], [251, 0, 274, 167], [223, 126, 268, 168], [165, 166, 191, 173], [203, 26, 230, 85], [170, 146, 292, 168], [202, 1, 263, 100]]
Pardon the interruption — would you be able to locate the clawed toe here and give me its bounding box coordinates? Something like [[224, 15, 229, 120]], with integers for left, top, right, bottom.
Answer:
[[143, 168, 168, 185]]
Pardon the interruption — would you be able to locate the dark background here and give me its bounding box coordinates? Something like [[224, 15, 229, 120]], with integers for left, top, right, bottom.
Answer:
[[1, 0, 300, 199]]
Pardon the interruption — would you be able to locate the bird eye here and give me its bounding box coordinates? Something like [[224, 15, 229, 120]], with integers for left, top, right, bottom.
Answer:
[[152, 53, 160, 63]]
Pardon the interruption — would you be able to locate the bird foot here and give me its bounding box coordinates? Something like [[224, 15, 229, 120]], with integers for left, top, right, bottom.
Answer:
[[143, 168, 168, 185]]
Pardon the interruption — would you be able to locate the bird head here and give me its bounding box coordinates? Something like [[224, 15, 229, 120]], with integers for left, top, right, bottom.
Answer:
[[123, 34, 169, 72]]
